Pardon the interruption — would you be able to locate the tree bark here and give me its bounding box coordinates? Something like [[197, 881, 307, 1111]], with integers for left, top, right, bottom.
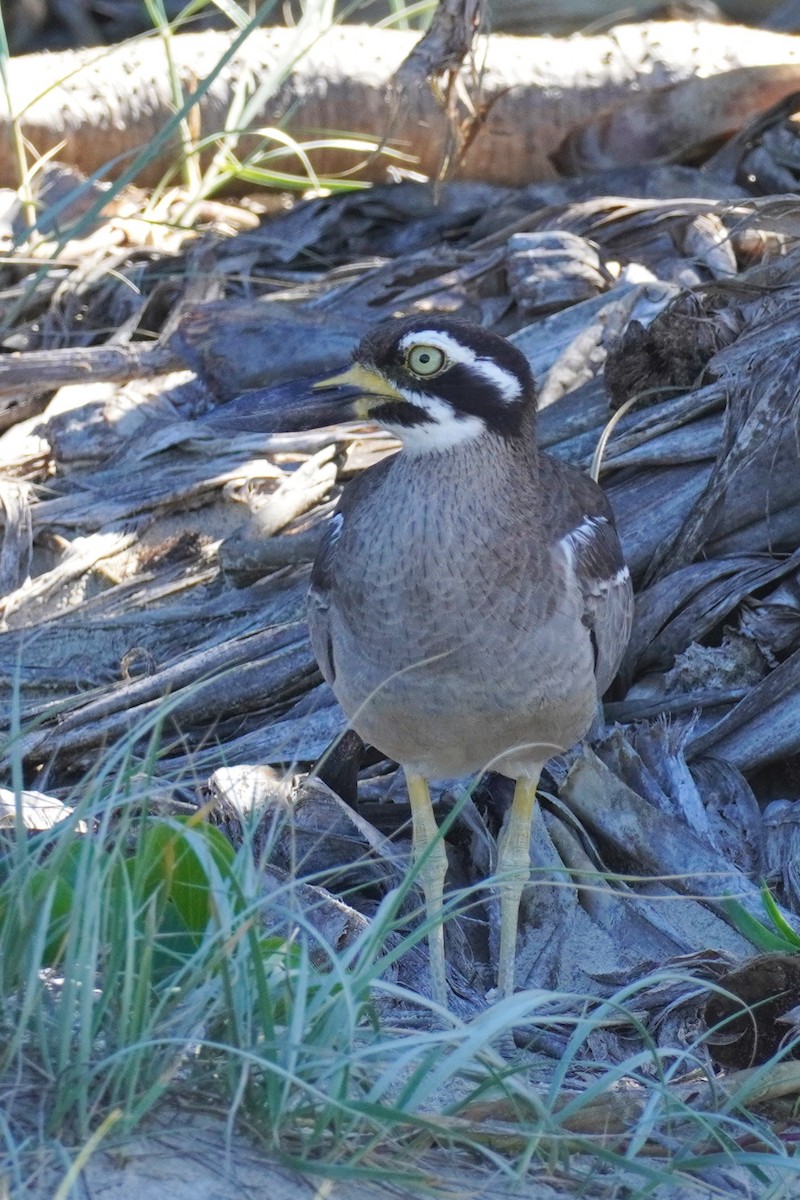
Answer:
[[3, 22, 800, 188]]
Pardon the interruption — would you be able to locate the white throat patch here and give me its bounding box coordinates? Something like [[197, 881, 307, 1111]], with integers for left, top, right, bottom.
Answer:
[[385, 390, 485, 454]]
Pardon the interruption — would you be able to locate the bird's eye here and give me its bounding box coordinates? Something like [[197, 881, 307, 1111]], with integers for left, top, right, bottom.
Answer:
[[407, 344, 446, 377]]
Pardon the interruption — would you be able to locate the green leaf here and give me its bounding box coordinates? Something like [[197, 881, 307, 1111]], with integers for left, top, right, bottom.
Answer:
[[722, 897, 799, 953], [760, 882, 800, 948], [0, 865, 75, 983], [166, 821, 238, 937]]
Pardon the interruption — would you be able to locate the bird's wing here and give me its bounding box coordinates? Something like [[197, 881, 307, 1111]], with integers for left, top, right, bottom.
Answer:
[[559, 512, 633, 694], [307, 510, 343, 686], [307, 456, 397, 688], [545, 460, 634, 696]]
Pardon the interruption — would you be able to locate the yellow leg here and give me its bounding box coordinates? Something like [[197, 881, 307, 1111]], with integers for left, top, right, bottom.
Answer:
[[405, 770, 448, 1008], [496, 776, 540, 997]]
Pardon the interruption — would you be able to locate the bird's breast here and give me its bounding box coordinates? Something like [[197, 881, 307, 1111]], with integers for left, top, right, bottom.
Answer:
[[330, 454, 582, 690], [322, 450, 599, 778]]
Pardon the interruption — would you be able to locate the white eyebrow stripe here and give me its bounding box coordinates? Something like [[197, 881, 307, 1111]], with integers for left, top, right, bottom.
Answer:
[[397, 329, 523, 404], [399, 330, 468, 358], [471, 358, 523, 403]]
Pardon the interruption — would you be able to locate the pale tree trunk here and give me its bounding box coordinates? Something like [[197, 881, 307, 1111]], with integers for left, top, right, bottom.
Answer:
[[2, 22, 800, 188], [487, 0, 790, 33]]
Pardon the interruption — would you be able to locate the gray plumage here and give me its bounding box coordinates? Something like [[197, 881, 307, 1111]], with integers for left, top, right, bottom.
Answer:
[[305, 315, 633, 1002], [309, 403, 632, 781]]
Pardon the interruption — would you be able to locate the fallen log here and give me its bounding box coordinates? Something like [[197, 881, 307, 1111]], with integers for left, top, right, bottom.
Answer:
[[4, 22, 800, 188]]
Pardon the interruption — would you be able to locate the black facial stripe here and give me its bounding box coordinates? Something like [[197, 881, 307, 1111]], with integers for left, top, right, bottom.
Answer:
[[370, 400, 435, 428], [433, 364, 525, 437], [353, 316, 537, 441]]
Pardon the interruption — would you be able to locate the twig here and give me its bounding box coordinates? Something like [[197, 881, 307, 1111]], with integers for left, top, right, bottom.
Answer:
[[0, 342, 183, 399]]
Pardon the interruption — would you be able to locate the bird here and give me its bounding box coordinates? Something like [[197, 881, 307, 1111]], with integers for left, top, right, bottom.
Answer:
[[302, 315, 633, 1007]]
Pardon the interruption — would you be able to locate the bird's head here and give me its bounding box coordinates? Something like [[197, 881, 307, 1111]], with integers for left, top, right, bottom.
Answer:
[[313, 316, 536, 453], [200, 317, 537, 452]]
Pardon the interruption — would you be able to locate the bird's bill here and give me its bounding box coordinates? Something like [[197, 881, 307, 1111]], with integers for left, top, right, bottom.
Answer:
[[199, 364, 401, 435], [312, 362, 403, 420]]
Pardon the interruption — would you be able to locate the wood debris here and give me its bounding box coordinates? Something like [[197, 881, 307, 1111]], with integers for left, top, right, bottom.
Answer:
[[3, 23, 800, 1086]]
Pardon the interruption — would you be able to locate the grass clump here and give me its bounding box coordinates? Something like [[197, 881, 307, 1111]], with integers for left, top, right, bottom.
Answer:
[[2, 740, 800, 1199]]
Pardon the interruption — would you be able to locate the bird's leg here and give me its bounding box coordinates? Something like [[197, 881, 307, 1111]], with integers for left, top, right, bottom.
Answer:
[[405, 770, 448, 1008], [496, 775, 540, 997]]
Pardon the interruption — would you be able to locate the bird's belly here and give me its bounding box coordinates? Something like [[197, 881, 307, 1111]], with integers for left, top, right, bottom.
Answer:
[[346, 701, 597, 780], [330, 618, 598, 780]]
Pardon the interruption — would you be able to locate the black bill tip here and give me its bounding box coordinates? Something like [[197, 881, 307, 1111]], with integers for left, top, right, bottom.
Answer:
[[199, 374, 360, 435]]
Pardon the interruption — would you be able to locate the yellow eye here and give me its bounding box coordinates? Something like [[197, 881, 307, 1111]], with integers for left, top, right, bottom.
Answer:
[[407, 344, 446, 377]]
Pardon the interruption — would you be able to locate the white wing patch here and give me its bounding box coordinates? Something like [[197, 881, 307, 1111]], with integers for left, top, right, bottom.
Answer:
[[328, 511, 344, 544], [560, 516, 609, 571], [608, 565, 631, 588], [559, 516, 630, 597]]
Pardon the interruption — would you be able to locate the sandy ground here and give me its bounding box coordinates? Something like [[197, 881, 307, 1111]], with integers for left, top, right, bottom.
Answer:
[[21, 1104, 764, 1200], [33, 1106, 570, 1200]]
